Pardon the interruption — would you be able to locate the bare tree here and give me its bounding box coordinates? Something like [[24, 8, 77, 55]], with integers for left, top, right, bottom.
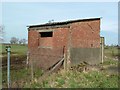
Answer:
[[0, 25, 4, 43], [10, 37, 19, 44], [22, 39, 27, 45], [19, 38, 27, 45], [19, 39, 22, 44]]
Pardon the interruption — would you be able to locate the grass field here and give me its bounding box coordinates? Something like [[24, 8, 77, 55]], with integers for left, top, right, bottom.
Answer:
[[1, 44, 119, 88], [0, 44, 28, 55], [104, 46, 119, 58]]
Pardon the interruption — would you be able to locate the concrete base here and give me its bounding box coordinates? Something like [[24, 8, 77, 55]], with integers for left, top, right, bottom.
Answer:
[[70, 48, 101, 65]]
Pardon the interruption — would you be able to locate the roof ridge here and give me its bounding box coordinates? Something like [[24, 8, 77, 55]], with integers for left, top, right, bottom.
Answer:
[[28, 17, 101, 28]]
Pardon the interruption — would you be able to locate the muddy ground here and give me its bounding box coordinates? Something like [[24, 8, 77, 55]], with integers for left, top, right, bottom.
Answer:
[[2, 55, 28, 88], [2, 55, 27, 70]]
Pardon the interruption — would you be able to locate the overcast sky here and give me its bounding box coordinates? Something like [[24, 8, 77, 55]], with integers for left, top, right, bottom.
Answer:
[[2, 2, 118, 45]]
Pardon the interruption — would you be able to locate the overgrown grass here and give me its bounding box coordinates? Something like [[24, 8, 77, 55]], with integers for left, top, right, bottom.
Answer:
[[103, 58, 118, 66], [2, 68, 29, 87], [0, 69, 2, 89], [2, 45, 119, 88], [2, 67, 43, 88], [29, 68, 118, 88], [28, 46, 119, 88], [1, 44, 29, 88]]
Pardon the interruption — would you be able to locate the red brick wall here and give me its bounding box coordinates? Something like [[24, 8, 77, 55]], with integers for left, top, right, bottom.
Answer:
[[28, 27, 69, 50], [28, 30, 39, 49], [70, 20, 100, 48], [28, 27, 69, 70], [28, 20, 100, 50], [39, 37, 53, 48], [29, 48, 63, 70], [53, 28, 69, 52], [28, 19, 100, 70]]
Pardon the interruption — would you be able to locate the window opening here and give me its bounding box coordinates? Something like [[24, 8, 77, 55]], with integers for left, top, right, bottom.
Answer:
[[40, 32, 53, 37]]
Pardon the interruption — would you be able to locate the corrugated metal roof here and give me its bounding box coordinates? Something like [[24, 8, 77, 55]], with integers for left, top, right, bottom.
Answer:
[[28, 17, 101, 28]]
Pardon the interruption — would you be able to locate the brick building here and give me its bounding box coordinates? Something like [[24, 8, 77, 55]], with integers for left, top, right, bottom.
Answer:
[[28, 18, 102, 70]]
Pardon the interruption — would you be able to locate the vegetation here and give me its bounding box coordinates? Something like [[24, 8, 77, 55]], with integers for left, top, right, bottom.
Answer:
[[104, 46, 119, 58], [10, 37, 27, 45], [28, 69, 118, 88], [27, 46, 119, 88], [1, 44, 28, 88], [25, 57, 118, 88], [0, 44, 27, 55], [2, 67, 43, 88], [1, 45, 119, 88], [10, 37, 19, 44]]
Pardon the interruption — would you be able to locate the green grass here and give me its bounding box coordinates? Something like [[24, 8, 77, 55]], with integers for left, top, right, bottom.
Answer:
[[2, 68, 30, 84], [0, 44, 28, 55], [2, 67, 43, 88], [0, 69, 2, 89], [2, 45, 119, 88], [29, 68, 118, 88], [1, 44, 28, 88], [27, 57, 118, 88], [34, 68, 43, 78], [103, 58, 118, 65], [2, 68, 29, 83], [104, 46, 119, 58]]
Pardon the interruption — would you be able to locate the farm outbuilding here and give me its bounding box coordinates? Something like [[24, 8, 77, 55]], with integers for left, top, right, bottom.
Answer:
[[27, 17, 103, 71]]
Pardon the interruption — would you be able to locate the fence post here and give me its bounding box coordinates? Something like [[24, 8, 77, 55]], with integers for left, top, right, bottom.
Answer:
[[63, 53, 66, 71], [67, 27, 72, 70], [31, 59, 34, 82], [100, 37, 104, 63], [26, 51, 29, 69], [6, 45, 11, 88]]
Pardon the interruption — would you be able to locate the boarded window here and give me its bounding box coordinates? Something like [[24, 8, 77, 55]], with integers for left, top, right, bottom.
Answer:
[[40, 32, 53, 37], [39, 31, 53, 48]]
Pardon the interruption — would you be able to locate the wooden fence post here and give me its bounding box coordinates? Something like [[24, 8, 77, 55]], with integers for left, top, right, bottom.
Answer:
[[26, 51, 29, 69], [64, 53, 67, 71], [66, 27, 72, 70], [30, 57, 34, 82], [100, 37, 104, 63]]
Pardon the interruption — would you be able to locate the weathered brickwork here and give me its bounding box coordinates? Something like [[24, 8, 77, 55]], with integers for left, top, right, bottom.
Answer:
[[28, 30, 39, 48], [28, 18, 101, 70], [70, 20, 100, 48]]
